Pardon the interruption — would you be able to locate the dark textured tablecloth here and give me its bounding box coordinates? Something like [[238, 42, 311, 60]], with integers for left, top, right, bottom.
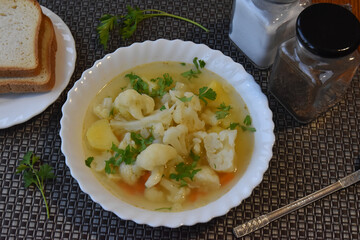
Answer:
[[1, 0, 359, 239]]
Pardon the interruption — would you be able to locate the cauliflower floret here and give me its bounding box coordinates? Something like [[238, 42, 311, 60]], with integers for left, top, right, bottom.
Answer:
[[145, 166, 164, 188], [118, 132, 135, 149], [160, 93, 171, 106], [200, 130, 238, 172], [152, 122, 165, 141], [169, 90, 202, 111], [201, 109, 218, 126], [163, 124, 189, 156], [119, 163, 144, 185], [172, 102, 205, 132], [110, 105, 175, 133], [190, 166, 221, 190], [90, 151, 112, 172], [190, 131, 208, 155], [93, 97, 113, 119], [160, 178, 190, 203], [144, 186, 165, 202], [113, 89, 155, 120], [192, 137, 202, 155], [136, 143, 177, 171]]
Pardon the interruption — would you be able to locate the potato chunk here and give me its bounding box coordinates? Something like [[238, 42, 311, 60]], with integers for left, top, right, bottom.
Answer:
[[207, 81, 231, 107], [86, 119, 119, 151]]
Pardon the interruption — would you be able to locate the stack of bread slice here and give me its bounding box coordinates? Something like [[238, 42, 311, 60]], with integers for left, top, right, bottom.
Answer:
[[0, 0, 57, 93]]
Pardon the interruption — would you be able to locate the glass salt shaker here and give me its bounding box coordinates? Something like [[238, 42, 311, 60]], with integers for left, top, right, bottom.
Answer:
[[229, 0, 305, 69], [268, 3, 360, 123]]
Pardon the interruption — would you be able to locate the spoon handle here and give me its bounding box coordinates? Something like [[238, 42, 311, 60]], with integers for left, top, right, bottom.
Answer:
[[233, 169, 360, 238]]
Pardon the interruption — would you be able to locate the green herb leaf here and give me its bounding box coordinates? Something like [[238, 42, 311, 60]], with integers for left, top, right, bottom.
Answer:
[[104, 133, 154, 174], [215, 102, 232, 120], [125, 73, 149, 94], [243, 115, 252, 126], [240, 125, 256, 132], [97, 14, 119, 49], [177, 95, 193, 103], [155, 207, 172, 211], [97, 6, 209, 49], [121, 6, 146, 39], [160, 105, 166, 111], [85, 157, 94, 168], [181, 69, 199, 80], [150, 73, 174, 97], [197, 87, 216, 105], [16, 151, 55, 218], [169, 151, 201, 187], [228, 115, 256, 132], [181, 57, 206, 80], [228, 122, 240, 130], [131, 132, 154, 152], [38, 164, 55, 182]]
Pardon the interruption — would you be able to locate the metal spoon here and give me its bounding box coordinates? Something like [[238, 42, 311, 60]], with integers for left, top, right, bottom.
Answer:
[[233, 168, 360, 238]]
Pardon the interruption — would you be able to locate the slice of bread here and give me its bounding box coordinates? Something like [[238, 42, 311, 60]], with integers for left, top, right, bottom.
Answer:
[[0, 0, 42, 77], [0, 14, 57, 93]]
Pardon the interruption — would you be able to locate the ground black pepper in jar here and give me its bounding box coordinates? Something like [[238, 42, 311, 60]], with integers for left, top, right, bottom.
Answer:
[[268, 3, 360, 123]]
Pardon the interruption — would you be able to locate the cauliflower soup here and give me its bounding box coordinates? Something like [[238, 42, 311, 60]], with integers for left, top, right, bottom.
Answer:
[[82, 59, 255, 211]]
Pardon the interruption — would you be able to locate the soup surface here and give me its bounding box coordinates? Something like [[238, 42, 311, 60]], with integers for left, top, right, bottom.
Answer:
[[83, 60, 255, 211]]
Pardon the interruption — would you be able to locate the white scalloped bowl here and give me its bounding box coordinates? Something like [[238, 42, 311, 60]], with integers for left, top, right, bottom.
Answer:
[[60, 39, 275, 227]]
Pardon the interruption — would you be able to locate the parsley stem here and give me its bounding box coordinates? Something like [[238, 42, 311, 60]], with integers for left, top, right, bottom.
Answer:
[[140, 10, 209, 32], [33, 171, 50, 219], [36, 181, 50, 219]]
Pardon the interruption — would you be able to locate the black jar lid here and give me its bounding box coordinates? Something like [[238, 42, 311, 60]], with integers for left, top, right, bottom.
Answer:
[[296, 3, 360, 58]]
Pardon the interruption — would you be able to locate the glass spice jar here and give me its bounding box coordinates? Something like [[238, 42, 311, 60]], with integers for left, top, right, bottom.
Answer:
[[229, 0, 305, 69], [268, 3, 360, 123]]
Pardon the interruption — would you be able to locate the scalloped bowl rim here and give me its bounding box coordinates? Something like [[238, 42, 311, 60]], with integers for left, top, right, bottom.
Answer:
[[60, 39, 275, 228]]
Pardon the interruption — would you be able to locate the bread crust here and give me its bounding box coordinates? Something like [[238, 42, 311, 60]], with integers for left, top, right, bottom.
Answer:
[[0, 0, 43, 77], [0, 14, 57, 93]]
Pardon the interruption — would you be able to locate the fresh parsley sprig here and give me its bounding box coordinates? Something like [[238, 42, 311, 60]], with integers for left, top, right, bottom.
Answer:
[[16, 151, 55, 218], [177, 95, 193, 103], [228, 115, 256, 132], [97, 6, 209, 49], [216, 103, 232, 120], [125, 73, 149, 94], [196, 86, 217, 105], [105, 144, 138, 174], [150, 73, 174, 97], [181, 57, 206, 80]]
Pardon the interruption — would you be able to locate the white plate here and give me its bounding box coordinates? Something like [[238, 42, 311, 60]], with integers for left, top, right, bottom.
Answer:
[[60, 39, 275, 227], [0, 6, 76, 129]]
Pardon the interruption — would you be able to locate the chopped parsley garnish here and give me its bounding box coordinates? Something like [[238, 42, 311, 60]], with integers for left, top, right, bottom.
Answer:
[[16, 151, 55, 218], [155, 207, 172, 211], [159, 105, 166, 111], [228, 122, 240, 130], [85, 157, 94, 167], [243, 115, 252, 126], [169, 151, 201, 187], [150, 73, 174, 97], [181, 57, 206, 80], [196, 86, 216, 105], [125, 73, 149, 94], [130, 132, 154, 152], [228, 115, 256, 132], [215, 103, 232, 120], [109, 108, 114, 117], [177, 95, 193, 103]]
